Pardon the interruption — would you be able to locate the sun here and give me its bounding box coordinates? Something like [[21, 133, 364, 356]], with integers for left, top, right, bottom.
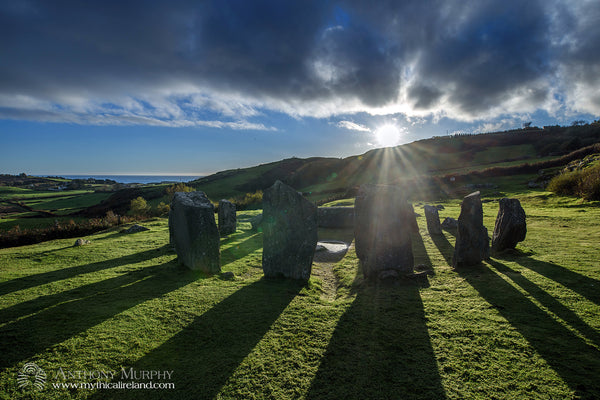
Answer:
[[374, 124, 402, 147]]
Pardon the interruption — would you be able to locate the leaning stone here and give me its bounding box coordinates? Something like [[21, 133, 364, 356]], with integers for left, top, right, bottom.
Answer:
[[124, 224, 149, 234], [354, 184, 414, 280], [492, 198, 527, 252], [424, 205, 442, 235], [74, 238, 90, 246], [170, 191, 220, 273], [218, 199, 237, 235], [262, 181, 318, 281], [452, 191, 490, 268]]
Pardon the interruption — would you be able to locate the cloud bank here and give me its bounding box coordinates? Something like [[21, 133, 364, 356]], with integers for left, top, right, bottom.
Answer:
[[0, 0, 598, 128]]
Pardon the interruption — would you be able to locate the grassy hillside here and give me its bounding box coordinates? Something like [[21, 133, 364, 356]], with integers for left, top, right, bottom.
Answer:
[[1, 185, 600, 399], [190, 123, 600, 201]]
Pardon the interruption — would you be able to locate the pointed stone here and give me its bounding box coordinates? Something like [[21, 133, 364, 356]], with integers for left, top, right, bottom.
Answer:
[[452, 191, 489, 268], [492, 198, 526, 252]]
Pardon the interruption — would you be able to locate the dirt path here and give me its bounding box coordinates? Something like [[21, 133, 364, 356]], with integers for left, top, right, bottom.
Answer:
[[312, 241, 350, 301]]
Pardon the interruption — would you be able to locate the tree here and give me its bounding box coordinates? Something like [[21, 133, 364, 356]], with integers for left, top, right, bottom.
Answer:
[[130, 196, 149, 216]]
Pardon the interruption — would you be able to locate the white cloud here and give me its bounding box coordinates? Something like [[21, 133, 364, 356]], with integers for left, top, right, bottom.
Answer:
[[336, 120, 371, 132]]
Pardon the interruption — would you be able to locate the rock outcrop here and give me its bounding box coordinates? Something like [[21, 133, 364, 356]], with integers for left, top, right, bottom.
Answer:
[[452, 191, 490, 268], [262, 181, 318, 281], [169, 192, 220, 273], [354, 184, 414, 280], [492, 198, 526, 252]]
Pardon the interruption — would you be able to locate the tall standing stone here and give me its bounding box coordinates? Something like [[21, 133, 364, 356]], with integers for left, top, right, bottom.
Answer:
[[169, 192, 220, 273], [452, 191, 489, 268], [424, 205, 442, 235], [218, 199, 237, 235], [262, 181, 318, 281], [492, 198, 526, 252], [354, 184, 414, 280]]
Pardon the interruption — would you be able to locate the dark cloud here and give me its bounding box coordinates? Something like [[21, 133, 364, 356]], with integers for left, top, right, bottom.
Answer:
[[0, 0, 598, 126]]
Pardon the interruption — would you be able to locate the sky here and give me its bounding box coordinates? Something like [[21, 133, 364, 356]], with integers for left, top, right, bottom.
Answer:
[[1, 0, 599, 176]]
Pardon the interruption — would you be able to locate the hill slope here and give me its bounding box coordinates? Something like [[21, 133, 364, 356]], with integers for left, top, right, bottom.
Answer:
[[190, 123, 600, 200]]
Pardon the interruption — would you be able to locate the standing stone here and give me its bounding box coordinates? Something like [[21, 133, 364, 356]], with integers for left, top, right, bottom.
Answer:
[[170, 192, 220, 273], [317, 206, 355, 228], [492, 198, 526, 252], [354, 184, 414, 280], [424, 205, 442, 235], [262, 181, 318, 281], [218, 199, 237, 235], [452, 191, 490, 268]]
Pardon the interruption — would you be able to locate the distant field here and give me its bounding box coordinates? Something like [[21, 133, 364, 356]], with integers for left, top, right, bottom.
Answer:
[[1, 188, 599, 399]]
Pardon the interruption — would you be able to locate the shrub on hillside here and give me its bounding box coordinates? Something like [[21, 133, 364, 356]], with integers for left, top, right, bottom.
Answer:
[[130, 196, 149, 216], [231, 190, 263, 210], [547, 163, 600, 201]]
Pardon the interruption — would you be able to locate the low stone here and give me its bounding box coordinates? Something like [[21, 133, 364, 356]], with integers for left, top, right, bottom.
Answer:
[[441, 217, 458, 230], [218, 199, 237, 235], [436, 205, 445, 210], [492, 198, 527, 252], [317, 206, 355, 228], [424, 205, 442, 235], [74, 238, 90, 246], [124, 224, 149, 234], [354, 184, 414, 280], [220, 271, 235, 280], [262, 181, 318, 281], [169, 191, 220, 273], [452, 191, 490, 268]]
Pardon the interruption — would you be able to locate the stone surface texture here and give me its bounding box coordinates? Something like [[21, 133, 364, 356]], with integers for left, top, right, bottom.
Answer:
[[452, 191, 490, 268], [354, 184, 415, 279], [492, 198, 527, 252], [262, 181, 318, 281], [218, 199, 237, 235], [169, 191, 220, 273], [424, 205, 442, 235]]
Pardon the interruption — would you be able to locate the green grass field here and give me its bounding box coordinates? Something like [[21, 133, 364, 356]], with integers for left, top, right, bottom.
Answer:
[[1, 188, 599, 399]]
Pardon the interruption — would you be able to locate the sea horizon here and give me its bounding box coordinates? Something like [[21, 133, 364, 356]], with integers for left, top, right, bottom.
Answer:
[[36, 174, 202, 184]]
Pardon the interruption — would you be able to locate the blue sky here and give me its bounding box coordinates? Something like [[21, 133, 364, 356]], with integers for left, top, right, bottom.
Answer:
[[1, 0, 599, 175]]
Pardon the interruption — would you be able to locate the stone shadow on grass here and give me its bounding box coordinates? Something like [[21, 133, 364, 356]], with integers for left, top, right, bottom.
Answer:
[[90, 278, 301, 400], [506, 254, 600, 307], [306, 280, 446, 399], [430, 232, 455, 266], [0, 246, 170, 296], [0, 259, 197, 370], [220, 231, 262, 268], [487, 259, 600, 348], [457, 261, 600, 398]]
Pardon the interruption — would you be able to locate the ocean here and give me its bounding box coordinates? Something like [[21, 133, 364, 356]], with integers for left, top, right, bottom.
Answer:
[[43, 175, 202, 184]]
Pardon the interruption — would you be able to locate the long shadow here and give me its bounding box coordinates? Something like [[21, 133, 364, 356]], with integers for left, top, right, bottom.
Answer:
[[0, 260, 199, 370], [220, 231, 262, 267], [0, 246, 168, 296], [430, 232, 454, 266], [458, 262, 600, 398], [412, 231, 433, 269], [509, 256, 600, 306], [306, 282, 446, 399], [90, 278, 301, 400], [487, 259, 600, 348]]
